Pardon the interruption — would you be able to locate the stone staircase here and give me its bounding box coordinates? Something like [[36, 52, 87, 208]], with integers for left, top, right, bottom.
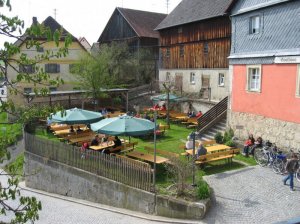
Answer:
[[198, 118, 227, 141]]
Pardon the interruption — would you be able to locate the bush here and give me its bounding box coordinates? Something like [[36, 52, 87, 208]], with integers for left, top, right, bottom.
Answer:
[[214, 132, 223, 144], [196, 179, 210, 200], [225, 139, 236, 147], [223, 128, 234, 143]]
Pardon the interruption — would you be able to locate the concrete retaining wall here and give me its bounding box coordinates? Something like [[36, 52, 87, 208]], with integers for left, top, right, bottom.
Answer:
[[24, 151, 209, 219], [25, 152, 155, 214], [156, 195, 209, 219]]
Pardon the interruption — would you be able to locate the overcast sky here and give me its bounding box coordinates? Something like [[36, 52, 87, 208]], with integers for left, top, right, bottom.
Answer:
[[1, 0, 181, 47]]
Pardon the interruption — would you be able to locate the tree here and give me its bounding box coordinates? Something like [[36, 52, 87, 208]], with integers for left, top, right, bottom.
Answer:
[[72, 42, 154, 110], [0, 0, 71, 222], [72, 45, 116, 109]]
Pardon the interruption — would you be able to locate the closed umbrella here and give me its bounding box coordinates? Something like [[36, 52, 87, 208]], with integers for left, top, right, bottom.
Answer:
[[90, 115, 155, 136], [50, 108, 103, 124]]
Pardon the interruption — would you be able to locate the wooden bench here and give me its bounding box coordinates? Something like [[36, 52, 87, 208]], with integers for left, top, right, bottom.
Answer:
[[181, 117, 198, 126], [180, 140, 217, 156], [201, 139, 216, 146], [159, 124, 170, 130], [145, 146, 179, 158], [195, 149, 236, 165], [110, 142, 138, 154]]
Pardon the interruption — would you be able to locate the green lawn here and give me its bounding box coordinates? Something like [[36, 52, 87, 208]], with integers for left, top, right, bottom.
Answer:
[[234, 154, 257, 166], [29, 119, 251, 200], [0, 113, 22, 145], [130, 119, 192, 154]]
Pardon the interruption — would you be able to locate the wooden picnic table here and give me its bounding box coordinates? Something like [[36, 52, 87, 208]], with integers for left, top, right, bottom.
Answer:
[[126, 151, 169, 164], [175, 116, 188, 121], [68, 135, 94, 144], [61, 130, 94, 140], [185, 144, 232, 155], [89, 141, 115, 151], [54, 127, 90, 136], [50, 124, 86, 132]]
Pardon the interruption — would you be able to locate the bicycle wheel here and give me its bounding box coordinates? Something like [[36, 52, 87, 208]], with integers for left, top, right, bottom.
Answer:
[[272, 158, 284, 174], [296, 169, 300, 182], [254, 149, 269, 167]]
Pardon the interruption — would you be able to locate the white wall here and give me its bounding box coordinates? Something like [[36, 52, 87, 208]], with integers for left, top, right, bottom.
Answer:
[[159, 68, 229, 102]]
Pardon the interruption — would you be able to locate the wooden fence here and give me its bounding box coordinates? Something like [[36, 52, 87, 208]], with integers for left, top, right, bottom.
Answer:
[[24, 133, 153, 192]]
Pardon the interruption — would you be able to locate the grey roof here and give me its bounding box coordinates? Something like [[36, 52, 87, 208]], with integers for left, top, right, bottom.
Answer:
[[155, 0, 236, 30], [117, 8, 167, 38]]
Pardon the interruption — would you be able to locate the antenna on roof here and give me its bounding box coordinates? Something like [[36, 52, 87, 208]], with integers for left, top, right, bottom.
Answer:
[[166, 0, 170, 13], [54, 8, 57, 20]]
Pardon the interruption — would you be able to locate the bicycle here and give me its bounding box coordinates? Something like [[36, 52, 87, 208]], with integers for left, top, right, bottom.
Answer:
[[253, 141, 273, 167]]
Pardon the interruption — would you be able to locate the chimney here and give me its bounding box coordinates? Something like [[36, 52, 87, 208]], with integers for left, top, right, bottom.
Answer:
[[32, 17, 38, 25]]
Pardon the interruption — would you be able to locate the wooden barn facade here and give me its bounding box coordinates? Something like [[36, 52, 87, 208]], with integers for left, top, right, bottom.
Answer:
[[97, 7, 166, 82], [156, 0, 235, 102]]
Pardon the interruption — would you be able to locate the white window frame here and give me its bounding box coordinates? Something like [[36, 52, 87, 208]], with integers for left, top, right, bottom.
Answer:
[[190, 72, 195, 85], [250, 16, 260, 34], [218, 73, 225, 87], [296, 65, 300, 97], [246, 65, 262, 92]]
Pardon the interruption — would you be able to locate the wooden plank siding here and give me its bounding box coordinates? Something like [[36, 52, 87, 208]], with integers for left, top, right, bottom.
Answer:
[[160, 17, 231, 69]]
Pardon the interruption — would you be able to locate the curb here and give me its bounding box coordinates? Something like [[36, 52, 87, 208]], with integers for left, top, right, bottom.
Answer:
[[19, 182, 202, 224]]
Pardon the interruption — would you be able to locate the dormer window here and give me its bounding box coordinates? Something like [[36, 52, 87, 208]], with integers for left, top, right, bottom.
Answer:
[[250, 16, 260, 34]]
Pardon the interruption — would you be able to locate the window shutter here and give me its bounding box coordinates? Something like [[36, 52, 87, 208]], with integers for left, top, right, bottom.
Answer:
[[56, 64, 60, 73]]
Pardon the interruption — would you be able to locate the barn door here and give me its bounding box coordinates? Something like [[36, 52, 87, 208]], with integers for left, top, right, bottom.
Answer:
[[200, 75, 210, 99], [175, 73, 183, 94]]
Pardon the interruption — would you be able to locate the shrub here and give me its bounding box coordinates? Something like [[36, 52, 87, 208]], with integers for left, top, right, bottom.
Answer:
[[225, 139, 236, 147], [196, 179, 210, 200], [214, 132, 223, 144]]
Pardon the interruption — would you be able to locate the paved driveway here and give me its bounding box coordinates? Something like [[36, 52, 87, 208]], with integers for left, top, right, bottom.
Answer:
[[203, 166, 300, 224]]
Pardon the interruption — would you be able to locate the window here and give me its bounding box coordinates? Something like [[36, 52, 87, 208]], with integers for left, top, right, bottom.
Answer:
[[37, 46, 44, 52], [178, 27, 182, 33], [49, 87, 57, 92], [204, 42, 209, 54], [218, 73, 225, 87], [19, 65, 35, 74], [166, 72, 170, 82], [250, 16, 260, 34], [166, 48, 170, 58], [179, 45, 184, 57], [190, 72, 195, 84], [247, 66, 261, 92], [45, 64, 60, 73], [23, 88, 32, 94]]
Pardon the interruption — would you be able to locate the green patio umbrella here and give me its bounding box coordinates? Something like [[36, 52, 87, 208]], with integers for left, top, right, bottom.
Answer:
[[151, 93, 183, 102], [50, 108, 103, 125], [90, 115, 155, 136]]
